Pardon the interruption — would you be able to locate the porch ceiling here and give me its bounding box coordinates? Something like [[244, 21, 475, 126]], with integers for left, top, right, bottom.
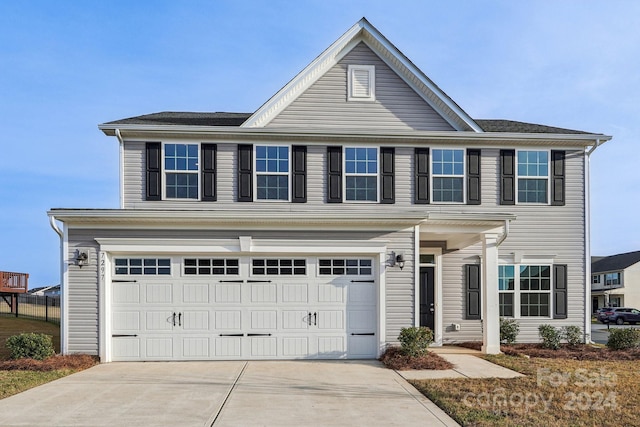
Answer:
[[419, 212, 515, 251]]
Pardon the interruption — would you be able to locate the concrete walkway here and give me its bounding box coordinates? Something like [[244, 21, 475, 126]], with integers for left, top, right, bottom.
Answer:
[[398, 346, 524, 381], [0, 360, 460, 427]]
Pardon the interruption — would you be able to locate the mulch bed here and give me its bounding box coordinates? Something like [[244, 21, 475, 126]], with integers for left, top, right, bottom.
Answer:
[[379, 346, 454, 370], [457, 341, 640, 361], [0, 354, 99, 371]]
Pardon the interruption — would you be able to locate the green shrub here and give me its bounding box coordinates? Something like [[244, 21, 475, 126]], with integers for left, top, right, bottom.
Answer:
[[398, 326, 433, 357], [500, 318, 519, 344], [607, 328, 640, 350], [562, 325, 582, 346], [6, 333, 55, 360], [538, 324, 561, 350]]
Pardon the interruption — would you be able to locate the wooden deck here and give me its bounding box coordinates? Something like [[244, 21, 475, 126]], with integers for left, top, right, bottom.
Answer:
[[0, 271, 29, 294]]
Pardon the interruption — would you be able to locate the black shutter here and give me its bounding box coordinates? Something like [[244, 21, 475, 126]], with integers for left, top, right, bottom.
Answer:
[[551, 150, 565, 206], [380, 147, 395, 204], [145, 142, 161, 201], [467, 149, 481, 205], [327, 146, 342, 203], [465, 264, 481, 320], [553, 264, 568, 319], [500, 149, 515, 205], [414, 148, 430, 204], [292, 145, 307, 203], [201, 144, 217, 201], [237, 144, 253, 202]]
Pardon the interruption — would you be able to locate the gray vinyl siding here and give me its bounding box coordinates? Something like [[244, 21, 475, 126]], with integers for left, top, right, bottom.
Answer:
[[66, 227, 416, 355], [268, 42, 455, 131], [67, 232, 100, 354]]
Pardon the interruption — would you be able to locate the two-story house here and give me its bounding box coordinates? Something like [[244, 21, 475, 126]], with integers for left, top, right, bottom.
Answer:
[[48, 19, 611, 362], [592, 250, 640, 312]]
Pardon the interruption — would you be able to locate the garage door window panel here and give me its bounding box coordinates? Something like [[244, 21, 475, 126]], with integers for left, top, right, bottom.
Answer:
[[252, 259, 306, 275], [115, 258, 171, 275], [183, 258, 239, 275], [318, 259, 373, 276]]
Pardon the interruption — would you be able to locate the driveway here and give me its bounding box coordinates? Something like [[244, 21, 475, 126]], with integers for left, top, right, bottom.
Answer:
[[0, 360, 458, 426]]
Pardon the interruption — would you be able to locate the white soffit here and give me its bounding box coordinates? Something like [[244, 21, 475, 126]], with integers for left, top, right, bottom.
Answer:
[[242, 18, 482, 132]]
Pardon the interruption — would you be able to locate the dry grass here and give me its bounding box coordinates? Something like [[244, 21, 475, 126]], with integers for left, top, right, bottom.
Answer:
[[412, 355, 638, 426], [0, 354, 98, 371], [379, 346, 454, 370]]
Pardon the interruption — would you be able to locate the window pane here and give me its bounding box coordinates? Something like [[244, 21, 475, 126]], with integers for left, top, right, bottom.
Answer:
[[518, 178, 547, 203], [433, 177, 463, 202], [346, 176, 377, 201]]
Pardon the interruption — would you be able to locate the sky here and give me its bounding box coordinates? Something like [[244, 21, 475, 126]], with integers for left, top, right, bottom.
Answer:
[[1, 1, 638, 287]]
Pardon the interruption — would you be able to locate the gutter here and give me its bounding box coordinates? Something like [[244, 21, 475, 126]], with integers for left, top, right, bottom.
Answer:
[[496, 219, 510, 247], [48, 214, 67, 354]]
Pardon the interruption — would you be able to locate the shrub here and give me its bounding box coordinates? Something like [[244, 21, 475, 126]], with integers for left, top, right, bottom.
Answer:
[[6, 333, 55, 360], [607, 328, 640, 350], [538, 324, 561, 350], [398, 326, 433, 357], [500, 318, 519, 344], [562, 325, 582, 346]]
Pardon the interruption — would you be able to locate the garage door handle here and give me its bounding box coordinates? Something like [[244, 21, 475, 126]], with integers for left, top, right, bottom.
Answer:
[[247, 280, 272, 283], [172, 312, 176, 326], [112, 334, 138, 337], [313, 312, 317, 326], [247, 333, 272, 337], [178, 312, 182, 327], [219, 334, 244, 337], [351, 280, 375, 283], [351, 333, 375, 336]]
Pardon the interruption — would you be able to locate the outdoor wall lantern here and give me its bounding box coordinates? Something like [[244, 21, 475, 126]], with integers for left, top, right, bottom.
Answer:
[[74, 249, 89, 268], [389, 252, 405, 270]]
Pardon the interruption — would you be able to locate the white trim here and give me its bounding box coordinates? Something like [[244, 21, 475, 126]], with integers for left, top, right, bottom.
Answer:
[[347, 65, 376, 102], [61, 224, 69, 354], [584, 149, 592, 342], [418, 245, 442, 346], [378, 249, 386, 353], [413, 226, 420, 328]]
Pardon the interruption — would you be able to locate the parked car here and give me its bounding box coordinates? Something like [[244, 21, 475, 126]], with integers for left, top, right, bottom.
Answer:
[[596, 307, 614, 323], [598, 307, 640, 325]]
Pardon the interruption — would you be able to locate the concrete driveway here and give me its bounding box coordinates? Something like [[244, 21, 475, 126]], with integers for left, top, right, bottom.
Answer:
[[0, 360, 459, 426]]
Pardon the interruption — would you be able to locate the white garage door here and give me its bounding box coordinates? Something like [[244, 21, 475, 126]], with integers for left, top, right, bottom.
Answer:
[[110, 256, 378, 361]]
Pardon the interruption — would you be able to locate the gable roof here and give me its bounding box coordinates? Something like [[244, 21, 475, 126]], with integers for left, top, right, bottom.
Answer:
[[242, 18, 482, 131], [592, 250, 640, 273], [101, 112, 597, 135]]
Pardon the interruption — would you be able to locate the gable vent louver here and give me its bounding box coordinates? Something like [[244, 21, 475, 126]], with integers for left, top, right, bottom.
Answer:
[[348, 65, 375, 101]]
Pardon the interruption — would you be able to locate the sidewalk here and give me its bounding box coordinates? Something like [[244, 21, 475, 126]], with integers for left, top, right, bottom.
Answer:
[[397, 346, 525, 380]]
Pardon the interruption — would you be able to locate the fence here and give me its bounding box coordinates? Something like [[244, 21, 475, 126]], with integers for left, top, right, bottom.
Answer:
[[0, 294, 60, 324]]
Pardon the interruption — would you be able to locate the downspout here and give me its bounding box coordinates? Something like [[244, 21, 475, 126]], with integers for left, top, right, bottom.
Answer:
[[584, 138, 602, 343], [115, 129, 124, 209], [49, 215, 67, 354], [496, 219, 510, 247]]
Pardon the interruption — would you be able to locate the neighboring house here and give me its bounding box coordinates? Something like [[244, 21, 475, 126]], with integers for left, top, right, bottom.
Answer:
[[591, 251, 640, 312], [48, 18, 611, 362], [28, 285, 61, 297]]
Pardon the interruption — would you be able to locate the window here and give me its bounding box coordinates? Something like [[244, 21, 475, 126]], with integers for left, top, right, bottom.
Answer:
[[345, 147, 378, 201], [605, 272, 621, 286], [592, 275, 601, 284], [256, 146, 289, 200], [318, 259, 372, 275], [517, 150, 548, 203], [498, 264, 551, 317], [348, 65, 375, 101], [164, 143, 199, 199], [432, 149, 464, 203], [252, 259, 306, 275], [115, 258, 171, 275], [184, 258, 239, 275], [499, 266, 515, 317]]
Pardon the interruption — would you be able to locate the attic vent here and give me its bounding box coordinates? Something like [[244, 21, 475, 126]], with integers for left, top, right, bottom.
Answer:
[[348, 65, 375, 102]]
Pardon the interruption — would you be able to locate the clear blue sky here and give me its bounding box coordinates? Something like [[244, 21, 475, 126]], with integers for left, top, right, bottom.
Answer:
[[1, 1, 638, 287]]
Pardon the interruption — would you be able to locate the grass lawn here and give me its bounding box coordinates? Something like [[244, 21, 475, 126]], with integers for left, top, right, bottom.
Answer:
[[0, 317, 60, 359], [0, 317, 94, 400], [412, 355, 637, 427]]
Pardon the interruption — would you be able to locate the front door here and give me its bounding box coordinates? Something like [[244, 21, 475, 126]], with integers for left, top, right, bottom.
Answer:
[[419, 267, 435, 330]]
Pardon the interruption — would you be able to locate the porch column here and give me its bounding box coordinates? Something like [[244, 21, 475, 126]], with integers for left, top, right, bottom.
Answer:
[[482, 233, 500, 354]]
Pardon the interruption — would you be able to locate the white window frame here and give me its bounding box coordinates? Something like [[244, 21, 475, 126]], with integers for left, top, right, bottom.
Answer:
[[162, 142, 201, 201], [431, 147, 466, 204], [253, 144, 291, 202], [182, 257, 240, 276], [347, 65, 376, 102], [317, 258, 374, 276], [498, 264, 553, 319], [515, 149, 551, 205], [343, 146, 379, 203]]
